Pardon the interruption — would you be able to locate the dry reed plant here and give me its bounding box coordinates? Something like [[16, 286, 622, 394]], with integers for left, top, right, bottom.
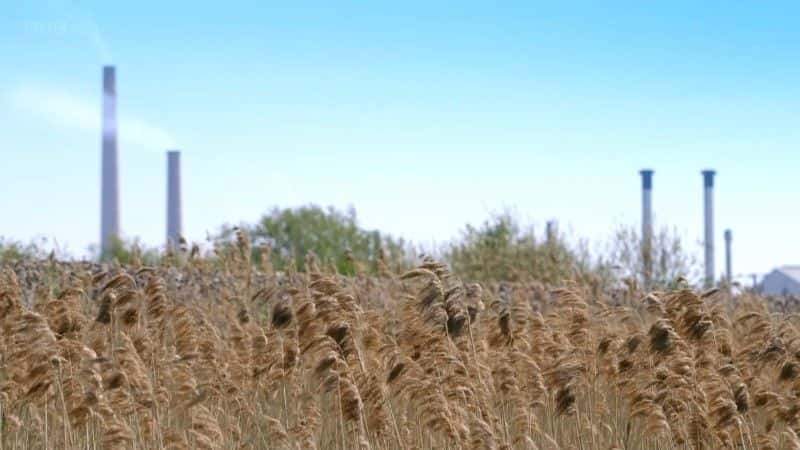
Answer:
[[0, 243, 796, 449]]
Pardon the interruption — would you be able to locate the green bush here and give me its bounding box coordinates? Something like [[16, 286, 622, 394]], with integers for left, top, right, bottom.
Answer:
[[445, 212, 590, 283], [98, 236, 162, 265], [0, 238, 43, 262]]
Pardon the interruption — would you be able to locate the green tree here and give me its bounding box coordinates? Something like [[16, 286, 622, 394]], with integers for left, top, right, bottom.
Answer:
[[247, 205, 407, 275]]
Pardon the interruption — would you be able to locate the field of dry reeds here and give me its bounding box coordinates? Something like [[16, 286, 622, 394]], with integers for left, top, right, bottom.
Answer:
[[0, 234, 797, 449]]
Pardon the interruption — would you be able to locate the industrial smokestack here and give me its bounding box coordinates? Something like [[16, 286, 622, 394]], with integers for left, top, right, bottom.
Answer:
[[724, 229, 732, 287], [640, 169, 654, 287], [166, 150, 182, 247], [545, 220, 557, 245], [702, 170, 716, 288], [100, 65, 119, 256]]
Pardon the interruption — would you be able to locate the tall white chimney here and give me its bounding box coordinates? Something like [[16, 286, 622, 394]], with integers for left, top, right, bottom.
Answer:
[[100, 65, 119, 256], [640, 169, 654, 287], [166, 150, 182, 247], [702, 170, 716, 288]]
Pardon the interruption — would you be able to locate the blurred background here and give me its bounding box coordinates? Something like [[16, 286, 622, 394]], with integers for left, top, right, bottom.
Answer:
[[1, 1, 798, 291]]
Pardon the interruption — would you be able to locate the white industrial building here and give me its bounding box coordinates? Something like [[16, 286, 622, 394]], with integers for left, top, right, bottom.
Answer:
[[761, 266, 800, 296]]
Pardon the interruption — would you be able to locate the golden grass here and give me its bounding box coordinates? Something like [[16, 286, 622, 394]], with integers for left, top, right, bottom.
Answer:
[[0, 243, 796, 449]]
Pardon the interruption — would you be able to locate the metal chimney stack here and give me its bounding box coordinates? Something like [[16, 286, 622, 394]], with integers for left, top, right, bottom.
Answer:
[[724, 229, 732, 287], [100, 65, 119, 256], [640, 169, 654, 286], [702, 170, 716, 288], [545, 220, 556, 244], [166, 150, 182, 247]]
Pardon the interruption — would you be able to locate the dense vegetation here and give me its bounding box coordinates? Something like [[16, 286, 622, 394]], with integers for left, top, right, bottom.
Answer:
[[2, 205, 700, 290], [0, 233, 794, 449], [246, 206, 407, 276]]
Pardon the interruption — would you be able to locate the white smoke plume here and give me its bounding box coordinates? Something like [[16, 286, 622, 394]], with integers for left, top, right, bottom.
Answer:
[[7, 83, 176, 149]]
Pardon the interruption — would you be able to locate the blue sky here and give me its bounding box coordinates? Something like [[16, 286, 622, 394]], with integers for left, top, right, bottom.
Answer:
[[1, 1, 798, 279]]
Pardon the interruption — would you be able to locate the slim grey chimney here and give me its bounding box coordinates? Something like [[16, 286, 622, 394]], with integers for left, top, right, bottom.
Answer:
[[100, 65, 119, 256], [545, 220, 556, 244], [702, 170, 716, 288], [640, 169, 654, 287], [166, 150, 182, 247], [724, 229, 732, 287]]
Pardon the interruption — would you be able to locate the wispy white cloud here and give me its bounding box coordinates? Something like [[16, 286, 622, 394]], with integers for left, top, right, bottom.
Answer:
[[6, 83, 176, 149]]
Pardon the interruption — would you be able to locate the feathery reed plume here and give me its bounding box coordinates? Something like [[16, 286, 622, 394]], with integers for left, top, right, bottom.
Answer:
[[3, 247, 796, 449]]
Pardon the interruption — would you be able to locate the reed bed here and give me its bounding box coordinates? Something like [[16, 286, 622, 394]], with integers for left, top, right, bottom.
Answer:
[[0, 240, 797, 449]]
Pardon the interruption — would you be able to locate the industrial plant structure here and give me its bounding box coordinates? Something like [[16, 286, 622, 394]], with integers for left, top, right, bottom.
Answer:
[[702, 170, 716, 288], [166, 150, 182, 246], [100, 65, 119, 255], [637, 168, 728, 288], [761, 266, 800, 296], [95, 64, 735, 285], [99, 65, 184, 255], [640, 169, 654, 287], [724, 229, 733, 285]]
